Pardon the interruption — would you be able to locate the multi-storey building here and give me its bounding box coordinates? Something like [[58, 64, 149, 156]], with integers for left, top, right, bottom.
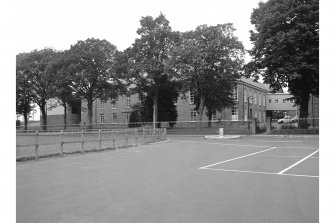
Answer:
[[45, 78, 318, 127]]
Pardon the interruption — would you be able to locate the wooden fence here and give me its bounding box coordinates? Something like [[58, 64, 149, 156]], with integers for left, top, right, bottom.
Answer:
[[16, 128, 167, 161]]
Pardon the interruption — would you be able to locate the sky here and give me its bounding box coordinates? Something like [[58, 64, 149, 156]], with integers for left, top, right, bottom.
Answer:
[[12, 0, 263, 56]]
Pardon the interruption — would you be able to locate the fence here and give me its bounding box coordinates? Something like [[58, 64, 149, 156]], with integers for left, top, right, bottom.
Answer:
[[16, 128, 167, 161]]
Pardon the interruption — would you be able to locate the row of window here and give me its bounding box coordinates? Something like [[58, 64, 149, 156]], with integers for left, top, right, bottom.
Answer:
[[189, 108, 266, 122], [100, 113, 130, 124], [189, 89, 267, 107], [100, 97, 131, 110], [268, 98, 294, 104]]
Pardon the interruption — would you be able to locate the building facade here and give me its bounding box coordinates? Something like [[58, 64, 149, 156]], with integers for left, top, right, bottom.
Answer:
[[266, 93, 299, 119]]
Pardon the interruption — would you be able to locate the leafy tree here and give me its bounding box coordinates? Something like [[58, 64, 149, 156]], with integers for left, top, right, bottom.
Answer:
[[129, 79, 179, 127], [47, 51, 78, 130], [16, 49, 58, 130], [124, 13, 180, 129], [60, 38, 125, 129], [246, 0, 319, 120], [168, 24, 245, 129], [16, 53, 36, 130]]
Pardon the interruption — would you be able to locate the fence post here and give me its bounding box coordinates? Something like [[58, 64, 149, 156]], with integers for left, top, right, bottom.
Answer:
[[266, 117, 271, 134], [112, 130, 116, 149], [135, 128, 138, 146], [34, 130, 39, 160], [81, 130, 85, 154], [60, 130, 64, 156], [98, 129, 101, 150], [143, 127, 147, 144], [125, 129, 128, 149]]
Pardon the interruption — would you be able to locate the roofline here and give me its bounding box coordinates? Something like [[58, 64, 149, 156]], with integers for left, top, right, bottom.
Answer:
[[237, 79, 270, 92]]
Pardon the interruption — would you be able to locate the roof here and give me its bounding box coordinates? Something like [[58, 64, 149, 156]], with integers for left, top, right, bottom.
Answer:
[[239, 77, 271, 92]]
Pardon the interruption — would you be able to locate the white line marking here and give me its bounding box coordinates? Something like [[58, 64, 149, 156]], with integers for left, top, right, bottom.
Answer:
[[278, 149, 319, 174], [256, 155, 319, 159], [276, 147, 318, 150], [253, 141, 302, 143], [173, 140, 270, 148], [199, 147, 277, 169], [201, 167, 318, 178]]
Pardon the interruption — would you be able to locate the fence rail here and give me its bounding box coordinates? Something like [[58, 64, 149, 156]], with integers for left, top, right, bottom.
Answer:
[[16, 128, 167, 161]]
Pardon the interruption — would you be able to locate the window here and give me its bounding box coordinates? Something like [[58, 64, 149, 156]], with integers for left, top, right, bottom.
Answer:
[[111, 100, 117, 109], [244, 108, 248, 121], [100, 114, 105, 124], [283, 99, 286, 103], [112, 113, 117, 123], [259, 93, 261, 106], [249, 90, 252, 104], [125, 113, 130, 123], [268, 99, 272, 103], [231, 107, 238, 121], [275, 99, 279, 103], [254, 92, 257, 105], [126, 97, 131, 108], [255, 110, 258, 119], [100, 101, 105, 110], [290, 99, 294, 103], [232, 87, 238, 101], [263, 95, 265, 106], [189, 91, 195, 104], [263, 111, 266, 122], [244, 91, 247, 102], [190, 110, 197, 122]]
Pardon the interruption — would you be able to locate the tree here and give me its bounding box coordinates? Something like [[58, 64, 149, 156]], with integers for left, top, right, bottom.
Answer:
[[168, 24, 245, 129], [124, 13, 180, 129], [129, 78, 179, 128], [246, 0, 319, 120], [47, 51, 78, 130], [16, 49, 58, 130], [60, 38, 125, 129], [16, 53, 35, 130]]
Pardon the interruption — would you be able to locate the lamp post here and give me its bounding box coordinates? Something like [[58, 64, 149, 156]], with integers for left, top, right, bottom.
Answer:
[[247, 96, 253, 129]]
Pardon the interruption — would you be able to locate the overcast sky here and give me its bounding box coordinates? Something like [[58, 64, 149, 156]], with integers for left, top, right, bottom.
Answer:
[[12, 0, 264, 58]]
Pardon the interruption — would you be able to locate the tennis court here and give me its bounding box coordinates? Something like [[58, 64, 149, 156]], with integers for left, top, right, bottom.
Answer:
[[16, 135, 319, 223]]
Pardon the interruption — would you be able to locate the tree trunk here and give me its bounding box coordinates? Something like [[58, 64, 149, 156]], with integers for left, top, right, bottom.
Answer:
[[63, 103, 67, 131], [298, 95, 310, 129], [207, 109, 212, 127], [197, 94, 205, 130], [40, 103, 47, 131], [87, 99, 93, 129], [153, 88, 159, 130], [23, 112, 28, 131]]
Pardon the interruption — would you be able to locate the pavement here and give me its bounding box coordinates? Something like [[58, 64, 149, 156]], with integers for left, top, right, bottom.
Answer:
[[17, 135, 319, 223]]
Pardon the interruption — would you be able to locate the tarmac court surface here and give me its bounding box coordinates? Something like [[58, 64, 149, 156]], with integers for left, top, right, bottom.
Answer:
[[17, 135, 319, 223]]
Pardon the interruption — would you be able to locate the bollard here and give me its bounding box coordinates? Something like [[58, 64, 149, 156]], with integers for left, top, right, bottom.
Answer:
[[219, 128, 224, 137], [60, 130, 64, 156], [163, 128, 167, 141], [34, 130, 39, 160]]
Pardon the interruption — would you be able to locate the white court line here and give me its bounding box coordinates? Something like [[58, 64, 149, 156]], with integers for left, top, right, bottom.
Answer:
[[173, 140, 270, 148], [256, 155, 319, 159], [253, 141, 303, 143], [278, 149, 319, 174], [199, 147, 277, 169], [201, 167, 318, 178], [275, 146, 318, 150]]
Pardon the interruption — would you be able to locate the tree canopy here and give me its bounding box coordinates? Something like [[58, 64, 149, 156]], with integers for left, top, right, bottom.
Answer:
[[123, 13, 180, 129], [168, 24, 245, 128], [246, 0, 319, 118], [59, 38, 125, 128]]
